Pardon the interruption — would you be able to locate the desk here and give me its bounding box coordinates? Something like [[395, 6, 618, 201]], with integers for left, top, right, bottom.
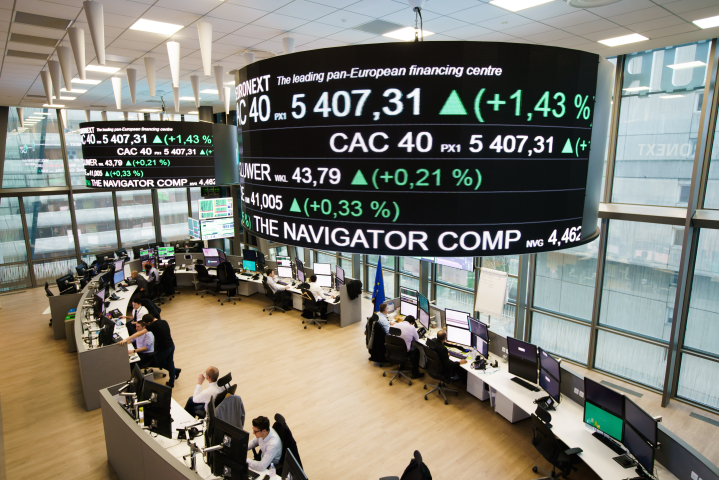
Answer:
[[101, 385, 268, 480]]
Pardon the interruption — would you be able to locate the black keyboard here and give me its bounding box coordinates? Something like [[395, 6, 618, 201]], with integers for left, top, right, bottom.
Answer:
[[244, 470, 260, 480], [277, 280, 288, 286], [511, 377, 540, 392], [613, 454, 636, 468], [593, 432, 625, 455], [448, 350, 467, 360]]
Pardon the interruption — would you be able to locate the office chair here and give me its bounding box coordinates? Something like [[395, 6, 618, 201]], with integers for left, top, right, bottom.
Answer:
[[156, 265, 180, 304], [254, 414, 301, 473], [217, 262, 241, 306], [379, 450, 430, 480], [383, 329, 413, 386], [45, 282, 54, 326], [215, 393, 246, 430], [261, 277, 285, 315], [195, 264, 218, 298], [420, 344, 458, 405], [530, 413, 583, 479], [300, 289, 325, 329], [141, 352, 167, 378]]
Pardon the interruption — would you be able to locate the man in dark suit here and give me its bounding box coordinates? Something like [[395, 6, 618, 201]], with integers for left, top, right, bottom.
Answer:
[[431, 329, 467, 380]]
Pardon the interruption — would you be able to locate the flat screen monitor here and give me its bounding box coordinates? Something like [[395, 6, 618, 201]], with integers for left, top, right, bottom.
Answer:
[[336, 276, 344, 290], [584, 400, 623, 442], [141, 379, 172, 414], [508, 355, 538, 384], [242, 249, 257, 261], [218, 250, 226, 262], [507, 337, 538, 363], [296, 258, 305, 283], [446, 325, 472, 348], [205, 256, 221, 267], [539, 368, 561, 403], [316, 274, 332, 288], [200, 217, 234, 240], [113, 270, 124, 286], [188, 217, 201, 239], [625, 397, 658, 446], [276, 255, 292, 267], [400, 300, 418, 319], [198, 197, 233, 219], [623, 421, 655, 473], [130, 364, 145, 395], [336, 265, 345, 283], [76, 264, 87, 276], [314, 263, 331, 275], [468, 317, 488, 341], [140, 249, 150, 261], [445, 308, 470, 329], [203, 248, 221, 267], [143, 410, 172, 438], [281, 450, 308, 480], [158, 246, 174, 258], [124, 264, 132, 279], [584, 377, 624, 418], [210, 419, 250, 478], [242, 260, 256, 271], [419, 309, 430, 330], [418, 292, 429, 313], [539, 348, 561, 380], [203, 248, 219, 257], [256, 252, 265, 266], [471, 333, 489, 358], [113, 259, 124, 275], [277, 266, 293, 278]]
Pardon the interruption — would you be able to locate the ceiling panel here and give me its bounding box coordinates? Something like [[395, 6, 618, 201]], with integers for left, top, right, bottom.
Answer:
[[274, 1, 336, 21], [318, 10, 375, 29], [502, 22, 555, 38], [232, 24, 285, 41], [290, 21, 344, 37], [677, 5, 719, 22], [10, 23, 66, 38], [185, 18, 246, 35], [207, 3, 267, 24], [626, 15, 689, 34], [421, 16, 470, 34], [442, 24, 494, 40], [215, 33, 265, 47], [654, 0, 717, 15], [607, 6, 674, 27], [542, 10, 601, 29], [344, 0, 406, 18], [325, 28, 378, 43], [139, 7, 201, 27], [446, 4, 507, 23], [380, 9, 440, 26], [153, 0, 224, 16], [477, 14, 534, 32], [580, 26, 635, 42], [305, 0, 357, 8], [563, 18, 618, 35], [252, 13, 308, 31], [523, 28, 577, 43]]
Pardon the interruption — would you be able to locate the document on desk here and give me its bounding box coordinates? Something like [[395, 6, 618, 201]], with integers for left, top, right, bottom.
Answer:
[[475, 268, 509, 318]]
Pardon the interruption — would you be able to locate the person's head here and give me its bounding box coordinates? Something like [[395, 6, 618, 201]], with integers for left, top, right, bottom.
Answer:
[[310, 274, 317, 283], [131, 270, 138, 279], [205, 366, 219, 383], [132, 299, 141, 310], [139, 314, 156, 327], [379, 303, 388, 314], [144, 262, 152, 272], [265, 267, 274, 277], [437, 330, 447, 344], [404, 315, 417, 327], [251, 416, 271, 440]]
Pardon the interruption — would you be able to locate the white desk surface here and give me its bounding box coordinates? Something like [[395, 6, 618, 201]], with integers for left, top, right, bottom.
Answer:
[[82, 284, 136, 350]]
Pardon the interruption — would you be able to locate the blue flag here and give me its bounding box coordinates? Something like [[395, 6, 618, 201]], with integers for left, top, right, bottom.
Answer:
[[371, 257, 385, 311]]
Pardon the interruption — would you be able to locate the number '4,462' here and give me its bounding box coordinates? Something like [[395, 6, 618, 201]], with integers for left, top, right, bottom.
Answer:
[[548, 226, 581, 245]]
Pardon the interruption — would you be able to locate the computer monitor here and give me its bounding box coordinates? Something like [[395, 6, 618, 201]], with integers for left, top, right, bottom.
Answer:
[[96, 253, 112, 263], [623, 421, 655, 474], [132, 245, 144, 260], [400, 287, 419, 318], [507, 337, 538, 384], [539, 348, 561, 380], [418, 292, 429, 313], [539, 369, 561, 403], [277, 255, 292, 267], [468, 317, 488, 341], [158, 246, 174, 258], [507, 337, 538, 362], [584, 377, 624, 442], [277, 266, 293, 278], [203, 248, 221, 267], [281, 449, 308, 480], [242, 249, 257, 261], [444, 308, 470, 329], [296, 258, 305, 283], [316, 274, 332, 288], [129, 364, 145, 395], [446, 325, 472, 348], [143, 409, 172, 438], [210, 418, 250, 479], [624, 397, 658, 446], [114, 258, 124, 273], [140, 249, 150, 261], [76, 264, 87, 277], [256, 252, 266, 267], [336, 265, 345, 283], [141, 379, 172, 414], [471, 333, 489, 358], [56, 274, 76, 295], [113, 269, 124, 286], [313, 263, 331, 275], [419, 309, 430, 330], [242, 260, 256, 271]]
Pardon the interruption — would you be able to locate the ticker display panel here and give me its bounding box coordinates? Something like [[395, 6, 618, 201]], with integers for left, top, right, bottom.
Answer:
[[80, 121, 215, 188], [237, 42, 609, 256]]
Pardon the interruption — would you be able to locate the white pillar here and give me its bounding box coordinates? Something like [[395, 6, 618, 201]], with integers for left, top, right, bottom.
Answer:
[[282, 37, 295, 54]]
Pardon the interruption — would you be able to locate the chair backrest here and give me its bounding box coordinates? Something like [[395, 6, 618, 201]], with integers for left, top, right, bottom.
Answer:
[[301, 289, 318, 309], [262, 277, 275, 299], [389, 326, 401, 336], [45, 281, 53, 297], [421, 344, 446, 381], [195, 264, 213, 282], [217, 372, 232, 388], [398, 450, 429, 480], [217, 262, 237, 286], [385, 334, 409, 363], [531, 414, 562, 466], [272, 413, 301, 469]]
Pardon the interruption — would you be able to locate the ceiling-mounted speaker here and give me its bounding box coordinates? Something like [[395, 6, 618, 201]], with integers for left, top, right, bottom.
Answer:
[[566, 0, 620, 6]]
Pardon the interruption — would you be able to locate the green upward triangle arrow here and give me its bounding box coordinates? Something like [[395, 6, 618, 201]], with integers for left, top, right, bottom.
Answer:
[[289, 198, 301, 212], [439, 90, 467, 115], [153, 135, 163, 144], [561, 138, 573, 154], [351, 170, 368, 185]]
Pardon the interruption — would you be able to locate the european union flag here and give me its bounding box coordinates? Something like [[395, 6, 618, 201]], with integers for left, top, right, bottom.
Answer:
[[371, 257, 385, 311]]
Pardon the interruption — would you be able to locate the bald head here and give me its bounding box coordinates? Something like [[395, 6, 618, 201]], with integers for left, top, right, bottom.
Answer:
[[131, 271, 138, 279], [206, 366, 219, 383], [437, 330, 447, 343]]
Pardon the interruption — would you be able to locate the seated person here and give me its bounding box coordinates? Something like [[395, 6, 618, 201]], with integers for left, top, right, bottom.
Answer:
[[376, 302, 390, 334], [432, 329, 467, 381], [144, 262, 160, 284], [121, 299, 148, 325], [129, 271, 148, 300], [265, 268, 292, 309], [307, 274, 336, 319], [184, 366, 222, 417], [391, 315, 423, 379], [128, 328, 154, 369], [247, 416, 283, 472]]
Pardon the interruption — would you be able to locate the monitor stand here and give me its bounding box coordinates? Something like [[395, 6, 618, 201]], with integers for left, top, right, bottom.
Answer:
[[592, 431, 625, 455], [510, 376, 540, 392]]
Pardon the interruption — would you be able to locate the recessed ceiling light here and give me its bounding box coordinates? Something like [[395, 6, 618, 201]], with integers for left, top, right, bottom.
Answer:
[[623, 86, 650, 92], [224, 81, 235, 85], [179, 96, 197, 101], [130, 19, 183, 36], [188, 111, 199, 114], [383, 27, 435, 41], [53, 96, 76, 101], [27, 116, 43, 119], [85, 65, 120, 74], [490, 0, 554, 12], [139, 109, 160, 112], [72, 78, 102, 85], [693, 15, 719, 29], [61, 87, 87, 93], [43, 104, 64, 108], [200, 89, 218, 94], [667, 61, 706, 70], [660, 95, 684, 99], [598, 33, 648, 47]]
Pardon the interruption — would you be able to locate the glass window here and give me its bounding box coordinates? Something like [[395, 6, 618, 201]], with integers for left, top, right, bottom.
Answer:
[[190, 187, 201, 218], [73, 191, 117, 253], [677, 354, 719, 409], [184, 114, 199, 122], [368, 266, 395, 298], [534, 237, 600, 321], [600, 220, 679, 342], [435, 285, 474, 314], [63, 110, 92, 187], [4, 107, 65, 188], [685, 229, 719, 356], [316, 251, 337, 272], [158, 188, 188, 243], [481, 255, 518, 275], [116, 190, 155, 247], [399, 256, 420, 276], [613, 42, 709, 207], [23, 195, 75, 259], [399, 274, 420, 292], [437, 264, 474, 290], [0, 197, 27, 264], [34, 256, 78, 286], [367, 254, 395, 269], [0, 263, 30, 292], [339, 257, 353, 277], [531, 312, 590, 364], [594, 330, 667, 389]]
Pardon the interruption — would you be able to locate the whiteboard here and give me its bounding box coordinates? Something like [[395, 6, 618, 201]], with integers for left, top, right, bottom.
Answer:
[[475, 267, 509, 318]]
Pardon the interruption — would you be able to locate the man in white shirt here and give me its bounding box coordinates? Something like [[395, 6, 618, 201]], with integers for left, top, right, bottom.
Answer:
[[265, 268, 292, 309], [391, 315, 423, 379], [376, 303, 390, 334], [247, 416, 283, 472], [129, 329, 154, 369], [307, 274, 335, 318], [145, 262, 160, 284], [121, 299, 148, 335], [184, 366, 223, 417]]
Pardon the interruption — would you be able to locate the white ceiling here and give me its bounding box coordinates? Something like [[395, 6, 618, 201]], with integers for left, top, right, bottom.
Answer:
[[2, 0, 719, 114]]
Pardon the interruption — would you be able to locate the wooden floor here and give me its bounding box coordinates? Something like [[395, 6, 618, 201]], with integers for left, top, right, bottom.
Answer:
[[1, 286, 718, 480]]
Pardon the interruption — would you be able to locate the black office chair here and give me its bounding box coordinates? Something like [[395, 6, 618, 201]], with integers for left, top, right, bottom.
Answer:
[[380, 450, 430, 480], [45, 282, 54, 326], [300, 289, 324, 329], [261, 277, 285, 315], [156, 265, 179, 304], [254, 414, 301, 473], [420, 344, 458, 405], [195, 264, 217, 298], [217, 261, 241, 306], [383, 328, 413, 386], [141, 352, 167, 378], [530, 413, 583, 479]]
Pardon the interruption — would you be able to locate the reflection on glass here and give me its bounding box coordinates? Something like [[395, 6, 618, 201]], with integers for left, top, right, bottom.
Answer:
[[478, 303, 516, 339], [0, 263, 30, 292], [399, 274, 419, 292], [0, 197, 27, 264], [595, 330, 667, 389], [317, 252, 337, 272], [613, 42, 709, 207], [481, 255, 518, 275], [437, 264, 474, 290], [23, 195, 74, 259], [368, 266, 394, 298], [531, 312, 590, 364], [677, 354, 719, 409], [685, 229, 719, 356], [190, 187, 201, 218], [34, 257, 79, 286], [158, 188, 188, 243], [74, 191, 117, 253], [116, 190, 155, 247], [399, 256, 420, 276], [4, 108, 65, 188], [340, 257, 352, 277], [367, 254, 395, 269]]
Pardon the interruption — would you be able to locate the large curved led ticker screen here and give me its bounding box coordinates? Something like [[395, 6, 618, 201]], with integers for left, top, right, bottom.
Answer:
[[237, 41, 612, 256]]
